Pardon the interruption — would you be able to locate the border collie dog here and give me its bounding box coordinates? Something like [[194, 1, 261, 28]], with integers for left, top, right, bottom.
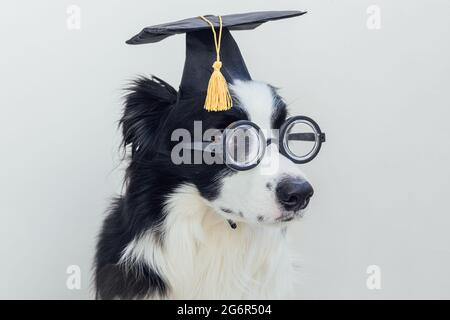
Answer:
[[94, 76, 315, 299]]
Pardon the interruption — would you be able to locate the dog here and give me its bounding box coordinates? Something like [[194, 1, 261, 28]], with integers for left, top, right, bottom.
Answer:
[[94, 76, 315, 299]]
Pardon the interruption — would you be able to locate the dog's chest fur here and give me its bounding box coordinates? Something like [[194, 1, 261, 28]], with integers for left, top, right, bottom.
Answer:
[[121, 184, 297, 299]]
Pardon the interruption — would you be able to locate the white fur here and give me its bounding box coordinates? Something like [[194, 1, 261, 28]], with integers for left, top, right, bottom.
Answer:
[[121, 184, 299, 299], [120, 81, 308, 299], [213, 81, 307, 223], [231, 80, 274, 133]]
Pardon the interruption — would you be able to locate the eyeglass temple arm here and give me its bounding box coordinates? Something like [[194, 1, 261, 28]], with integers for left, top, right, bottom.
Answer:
[[179, 141, 221, 153], [288, 132, 326, 143]]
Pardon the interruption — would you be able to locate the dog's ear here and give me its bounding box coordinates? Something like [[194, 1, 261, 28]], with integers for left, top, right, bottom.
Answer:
[[121, 76, 177, 155]]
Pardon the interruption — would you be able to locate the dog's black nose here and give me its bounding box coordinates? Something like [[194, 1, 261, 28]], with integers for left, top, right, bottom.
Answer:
[[276, 178, 314, 212]]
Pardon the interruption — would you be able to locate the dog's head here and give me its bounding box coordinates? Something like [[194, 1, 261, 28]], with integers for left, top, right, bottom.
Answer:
[[122, 77, 316, 226]]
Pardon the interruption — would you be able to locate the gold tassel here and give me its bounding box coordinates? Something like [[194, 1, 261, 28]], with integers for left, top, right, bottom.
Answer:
[[199, 15, 233, 112], [204, 61, 232, 111]]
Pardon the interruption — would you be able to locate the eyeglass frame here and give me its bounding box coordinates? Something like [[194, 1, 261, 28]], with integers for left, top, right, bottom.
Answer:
[[179, 115, 326, 171]]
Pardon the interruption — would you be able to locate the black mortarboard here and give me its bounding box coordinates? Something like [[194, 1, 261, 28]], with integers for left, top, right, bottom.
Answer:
[[127, 11, 306, 111]]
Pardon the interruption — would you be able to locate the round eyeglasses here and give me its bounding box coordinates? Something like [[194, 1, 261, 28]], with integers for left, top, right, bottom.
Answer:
[[181, 116, 325, 171]]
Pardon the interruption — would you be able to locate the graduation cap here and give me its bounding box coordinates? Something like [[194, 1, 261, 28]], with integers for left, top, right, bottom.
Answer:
[[127, 11, 306, 112]]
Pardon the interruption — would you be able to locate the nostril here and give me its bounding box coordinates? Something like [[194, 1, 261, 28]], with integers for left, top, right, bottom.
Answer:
[[299, 196, 311, 210], [285, 195, 299, 206]]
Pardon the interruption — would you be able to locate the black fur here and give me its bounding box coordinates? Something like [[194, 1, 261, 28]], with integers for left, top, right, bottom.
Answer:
[[270, 87, 288, 129], [94, 76, 286, 299], [94, 76, 249, 299]]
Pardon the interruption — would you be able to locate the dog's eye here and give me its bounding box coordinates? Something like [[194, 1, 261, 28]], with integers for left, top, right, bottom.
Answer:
[[226, 126, 261, 164], [284, 120, 320, 161]]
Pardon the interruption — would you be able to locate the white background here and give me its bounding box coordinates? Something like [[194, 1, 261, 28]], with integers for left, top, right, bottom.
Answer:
[[1, 0, 450, 299]]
